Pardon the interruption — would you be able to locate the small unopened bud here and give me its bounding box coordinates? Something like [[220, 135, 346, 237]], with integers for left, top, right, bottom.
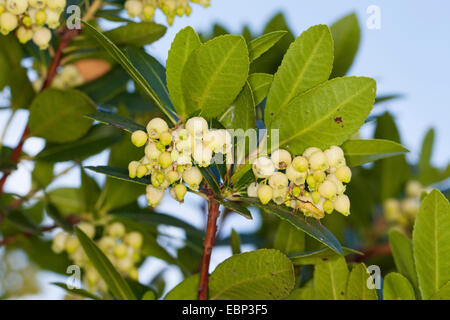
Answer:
[[292, 156, 308, 172], [268, 172, 289, 190], [324, 145, 345, 168], [65, 236, 79, 254], [131, 130, 148, 147], [159, 131, 172, 146], [292, 186, 301, 197], [114, 243, 128, 258], [78, 222, 95, 238], [51, 232, 67, 253], [335, 165, 352, 183], [185, 117, 208, 138], [166, 170, 180, 183], [311, 191, 321, 204], [313, 170, 326, 183], [405, 180, 422, 198], [334, 194, 350, 216], [47, 0, 65, 12], [171, 183, 187, 202], [252, 157, 275, 179], [146, 185, 165, 207], [257, 184, 273, 205], [323, 199, 334, 214], [159, 152, 172, 169], [182, 166, 203, 189], [146, 117, 169, 139], [145, 142, 161, 160], [136, 164, 148, 178], [142, 4, 155, 20], [247, 182, 258, 197], [309, 150, 329, 171], [108, 222, 126, 238], [0, 12, 18, 34], [125, 0, 143, 17], [35, 10, 46, 25], [318, 180, 337, 200], [286, 164, 306, 185], [32, 27, 51, 49], [271, 149, 292, 169], [16, 26, 33, 43], [128, 161, 140, 178], [6, 0, 28, 15]]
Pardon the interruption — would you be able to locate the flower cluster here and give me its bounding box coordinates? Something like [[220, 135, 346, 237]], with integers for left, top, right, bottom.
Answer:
[[51, 222, 144, 292], [383, 180, 431, 226], [124, 0, 210, 25], [248, 146, 352, 219], [32, 64, 84, 91], [0, 0, 66, 49], [129, 116, 231, 207]]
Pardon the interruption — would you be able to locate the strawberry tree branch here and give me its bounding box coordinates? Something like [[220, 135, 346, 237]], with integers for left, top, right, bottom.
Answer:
[[198, 195, 221, 300]]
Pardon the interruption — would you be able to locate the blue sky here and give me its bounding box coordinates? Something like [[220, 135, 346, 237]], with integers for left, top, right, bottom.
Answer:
[[1, 0, 450, 299]]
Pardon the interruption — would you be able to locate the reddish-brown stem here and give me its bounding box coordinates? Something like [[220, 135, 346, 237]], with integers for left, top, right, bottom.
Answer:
[[198, 197, 220, 300], [0, 27, 80, 196]]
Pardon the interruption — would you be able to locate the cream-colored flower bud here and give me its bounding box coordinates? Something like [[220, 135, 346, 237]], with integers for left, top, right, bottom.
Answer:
[[142, 4, 155, 20], [252, 156, 275, 178], [145, 142, 161, 160], [136, 164, 148, 178], [272, 187, 288, 205], [16, 26, 33, 43], [35, 9, 46, 25], [117, 256, 133, 273], [192, 145, 212, 167], [98, 236, 115, 251], [318, 180, 337, 200], [51, 232, 67, 253], [182, 166, 202, 189], [107, 222, 126, 238], [334, 194, 350, 216], [170, 183, 187, 202], [323, 199, 334, 214], [257, 184, 273, 205], [28, 0, 46, 9], [125, 0, 143, 17], [405, 180, 423, 198], [402, 198, 419, 219], [302, 147, 321, 159], [309, 150, 329, 171], [47, 0, 65, 12], [114, 243, 128, 258], [159, 152, 172, 169], [0, 12, 17, 35], [6, 0, 27, 15], [166, 169, 180, 183], [32, 27, 51, 49], [324, 145, 345, 168], [186, 117, 208, 138], [326, 174, 346, 194], [86, 267, 99, 286], [45, 8, 60, 29], [131, 130, 148, 147], [65, 236, 79, 254], [286, 164, 306, 185], [292, 156, 308, 172], [313, 170, 326, 183], [268, 172, 289, 190], [335, 165, 352, 183], [271, 149, 292, 170], [247, 182, 258, 197], [177, 153, 192, 166], [147, 117, 169, 139], [311, 191, 321, 204], [146, 185, 165, 207], [159, 131, 172, 146], [128, 161, 140, 178], [78, 222, 95, 238]]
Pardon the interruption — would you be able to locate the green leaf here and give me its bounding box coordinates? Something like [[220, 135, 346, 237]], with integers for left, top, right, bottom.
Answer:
[[388, 230, 419, 296], [383, 273, 415, 300], [264, 25, 334, 126], [36, 125, 122, 162], [75, 227, 136, 300], [141, 291, 156, 300], [430, 281, 450, 300], [86, 111, 145, 133], [274, 220, 305, 255], [6, 210, 41, 234], [81, 21, 175, 124], [181, 35, 249, 119], [269, 77, 376, 154], [81, 168, 100, 211], [29, 89, 96, 143], [209, 249, 295, 300], [288, 247, 361, 265], [240, 197, 342, 254], [346, 263, 378, 300], [375, 94, 402, 104], [341, 139, 409, 167], [230, 229, 242, 255], [76, 22, 166, 47], [216, 199, 252, 220], [52, 282, 101, 300], [248, 73, 273, 105], [248, 31, 287, 62], [32, 160, 54, 188], [413, 190, 450, 299], [166, 26, 202, 120], [418, 128, 435, 183], [219, 81, 256, 130], [126, 47, 173, 110], [164, 274, 200, 300], [314, 257, 348, 300], [285, 287, 315, 300], [48, 188, 85, 215], [330, 13, 361, 78], [85, 166, 151, 185]]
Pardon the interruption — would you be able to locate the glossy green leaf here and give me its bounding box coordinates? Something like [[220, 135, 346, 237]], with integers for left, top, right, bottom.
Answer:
[[341, 139, 409, 167], [219, 81, 256, 130], [264, 25, 334, 126], [288, 247, 361, 265], [85, 166, 151, 185], [36, 125, 122, 162], [248, 31, 287, 62], [240, 197, 342, 254], [181, 35, 249, 119], [48, 188, 86, 215], [81, 21, 175, 123], [285, 287, 315, 300], [389, 230, 419, 296], [209, 249, 295, 300], [141, 291, 156, 300], [330, 13, 360, 78], [86, 112, 145, 133], [230, 229, 242, 255], [248, 73, 273, 105], [52, 282, 101, 300], [216, 199, 252, 220], [126, 47, 173, 110], [29, 89, 96, 143], [166, 26, 201, 119], [413, 190, 450, 299], [6, 210, 41, 234], [314, 257, 348, 300], [75, 227, 136, 300], [383, 273, 415, 300], [430, 281, 450, 300], [346, 263, 378, 300], [31, 160, 54, 188], [270, 77, 376, 154], [165, 274, 200, 300], [274, 220, 305, 255], [81, 168, 100, 211]]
